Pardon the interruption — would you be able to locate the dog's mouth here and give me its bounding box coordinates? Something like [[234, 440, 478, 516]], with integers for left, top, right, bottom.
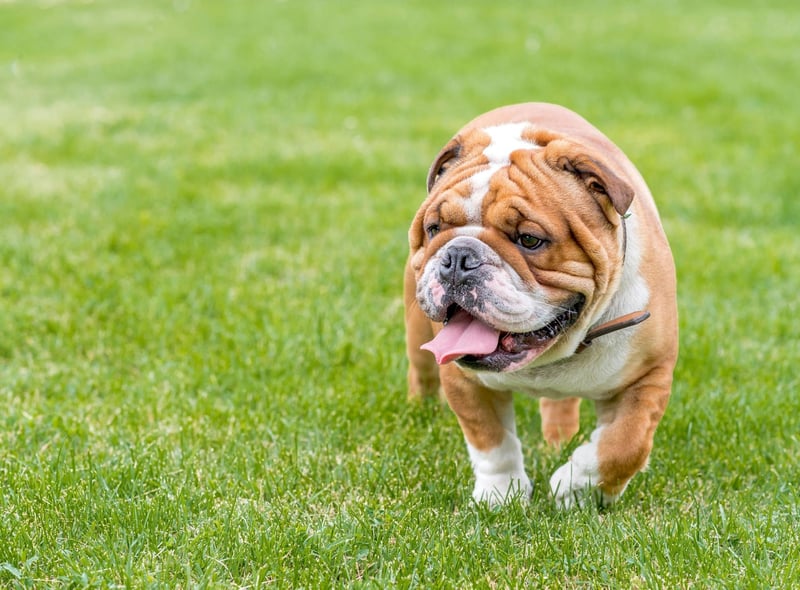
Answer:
[[421, 294, 585, 372]]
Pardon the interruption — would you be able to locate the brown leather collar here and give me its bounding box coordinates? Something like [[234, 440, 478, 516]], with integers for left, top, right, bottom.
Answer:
[[575, 310, 650, 354]]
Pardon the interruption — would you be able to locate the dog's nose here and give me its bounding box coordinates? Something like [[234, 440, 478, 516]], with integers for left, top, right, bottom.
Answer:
[[439, 245, 483, 285]]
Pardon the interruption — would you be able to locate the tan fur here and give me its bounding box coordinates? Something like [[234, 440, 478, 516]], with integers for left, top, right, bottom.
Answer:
[[405, 103, 678, 505], [539, 398, 581, 446], [404, 262, 440, 400], [439, 363, 510, 451]]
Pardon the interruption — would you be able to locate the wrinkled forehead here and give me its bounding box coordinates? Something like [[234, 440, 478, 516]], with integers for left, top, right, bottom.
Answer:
[[452, 122, 543, 224]]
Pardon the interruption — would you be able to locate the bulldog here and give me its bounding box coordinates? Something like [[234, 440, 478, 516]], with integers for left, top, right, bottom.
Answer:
[[404, 103, 678, 508]]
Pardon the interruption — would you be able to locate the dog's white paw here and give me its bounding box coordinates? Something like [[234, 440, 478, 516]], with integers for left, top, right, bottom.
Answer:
[[549, 428, 622, 509], [473, 474, 532, 507], [467, 432, 531, 507]]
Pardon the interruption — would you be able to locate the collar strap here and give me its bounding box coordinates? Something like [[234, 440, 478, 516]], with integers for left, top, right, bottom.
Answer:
[[575, 310, 650, 354]]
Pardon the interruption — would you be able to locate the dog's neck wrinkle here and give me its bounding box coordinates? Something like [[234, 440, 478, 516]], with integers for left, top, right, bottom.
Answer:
[[574, 213, 650, 353]]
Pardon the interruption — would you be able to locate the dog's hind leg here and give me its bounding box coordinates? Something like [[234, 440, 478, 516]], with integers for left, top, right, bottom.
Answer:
[[540, 397, 581, 446]]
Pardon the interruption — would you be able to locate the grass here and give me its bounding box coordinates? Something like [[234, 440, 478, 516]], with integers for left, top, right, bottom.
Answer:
[[1, 0, 799, 587]]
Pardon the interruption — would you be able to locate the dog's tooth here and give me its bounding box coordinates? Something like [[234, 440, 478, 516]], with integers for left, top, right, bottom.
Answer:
[[500, 334, 516, 351]]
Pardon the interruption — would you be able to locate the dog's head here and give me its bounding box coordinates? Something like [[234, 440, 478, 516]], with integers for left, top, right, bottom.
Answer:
[[410, 120, 634, 372]]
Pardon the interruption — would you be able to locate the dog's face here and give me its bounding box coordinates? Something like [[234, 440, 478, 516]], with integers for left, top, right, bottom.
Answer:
[[410, 123, 635, 372]]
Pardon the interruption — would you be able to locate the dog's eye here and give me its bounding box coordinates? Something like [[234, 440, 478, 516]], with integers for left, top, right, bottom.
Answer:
[[517, 234, 545, 250], [426, 224, 441, 239]]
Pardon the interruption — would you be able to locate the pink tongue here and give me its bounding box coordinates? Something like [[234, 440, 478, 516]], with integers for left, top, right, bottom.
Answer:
[[420, 309, 501, 365]]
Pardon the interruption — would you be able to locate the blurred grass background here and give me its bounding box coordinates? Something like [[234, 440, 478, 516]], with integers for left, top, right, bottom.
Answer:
[[1, 0, 799, 587]]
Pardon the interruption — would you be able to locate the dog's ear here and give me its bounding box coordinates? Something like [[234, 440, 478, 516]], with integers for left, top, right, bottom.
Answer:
[[426, 140, 460, 193], [544, 139, 634, 217], [408, 206, 427, 255], [412, 140, 460, 257]]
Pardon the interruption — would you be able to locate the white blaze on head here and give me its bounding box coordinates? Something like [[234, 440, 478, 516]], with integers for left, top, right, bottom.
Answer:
[[463, 122, 542, 224]]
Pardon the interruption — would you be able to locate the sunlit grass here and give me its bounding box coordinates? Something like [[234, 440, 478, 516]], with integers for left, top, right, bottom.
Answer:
[[1, 0, 798, 587]]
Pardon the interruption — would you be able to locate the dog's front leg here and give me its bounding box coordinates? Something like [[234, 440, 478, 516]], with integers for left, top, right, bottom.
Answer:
[[440, 364, 531, 506], [549, 365, 672, 508], [404, 262, 441, 400]]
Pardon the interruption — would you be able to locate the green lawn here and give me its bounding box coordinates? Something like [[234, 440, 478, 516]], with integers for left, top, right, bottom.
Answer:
[[1, 0, 799, 587]]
